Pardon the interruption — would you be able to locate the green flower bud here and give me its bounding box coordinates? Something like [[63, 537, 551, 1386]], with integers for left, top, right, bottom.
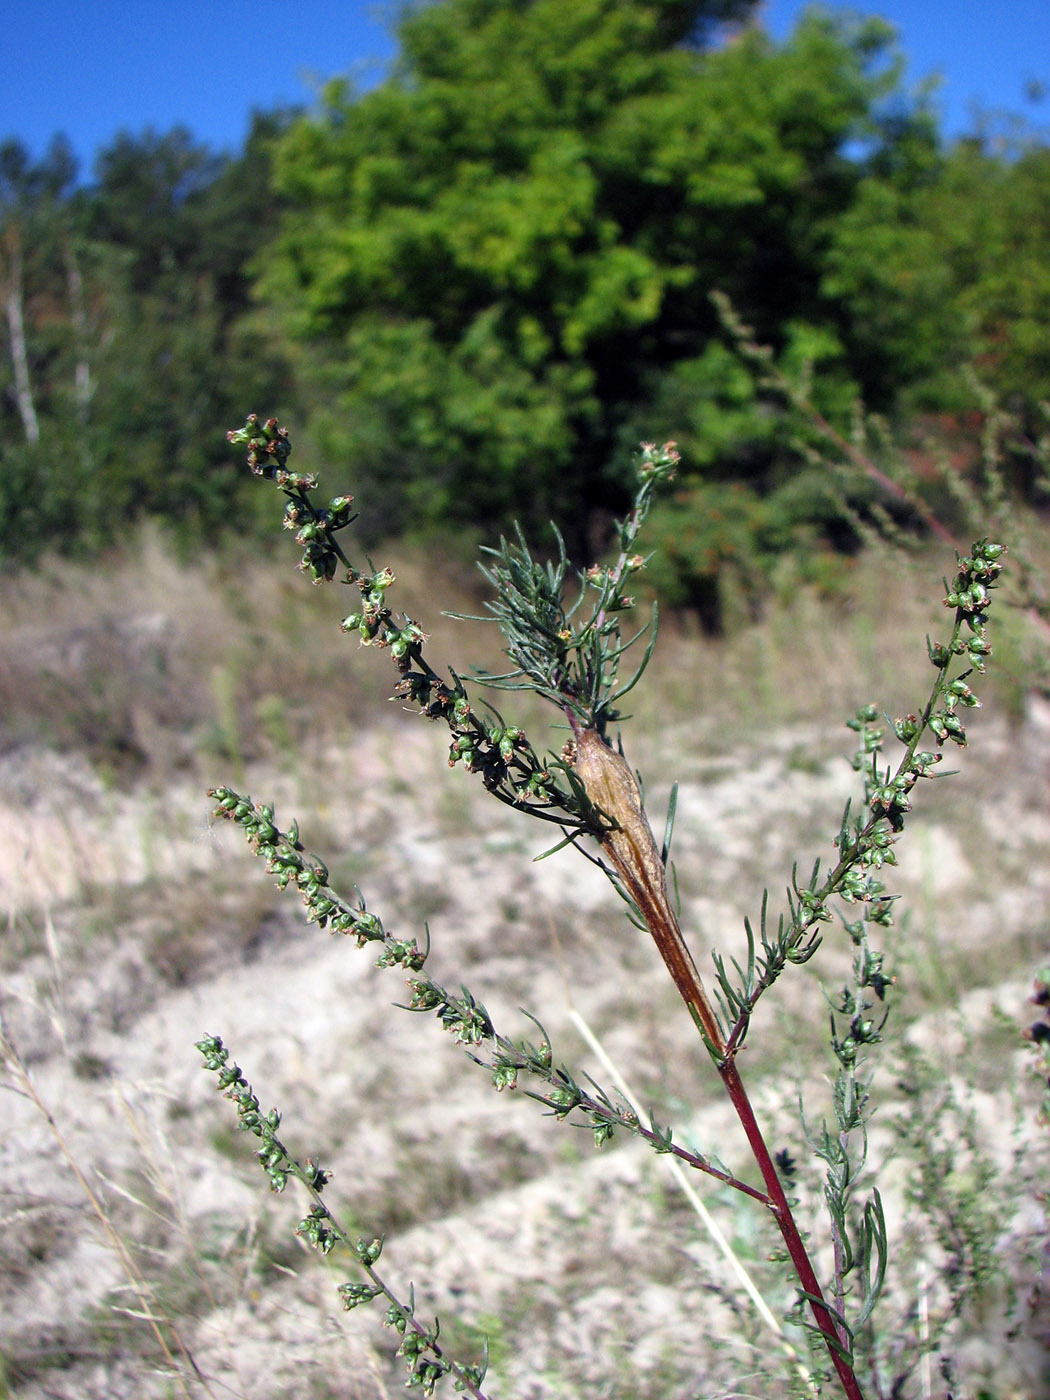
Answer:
[[893, 714, 920, 742], [355, 1237, 383, 1265], [941, 713, 967, 743], [340, 1283, 378, 1310]]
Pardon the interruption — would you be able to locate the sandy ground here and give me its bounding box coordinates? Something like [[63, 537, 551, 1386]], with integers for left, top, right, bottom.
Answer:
[[3, 697, 1050, 1398]]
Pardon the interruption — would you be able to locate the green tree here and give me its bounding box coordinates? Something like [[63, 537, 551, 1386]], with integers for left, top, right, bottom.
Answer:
[[0, 136, 82, 444], [256, 0, 909, 550], [73, 118, 296, 539], [88, 126, 224, 292], [825, 129, 1050, 418], [0, 118, 295, 560]]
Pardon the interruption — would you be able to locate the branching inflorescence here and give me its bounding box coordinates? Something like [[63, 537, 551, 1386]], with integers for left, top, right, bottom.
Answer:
[[196, 1032, 491, 1398], [205, 414, 1005, 1397]]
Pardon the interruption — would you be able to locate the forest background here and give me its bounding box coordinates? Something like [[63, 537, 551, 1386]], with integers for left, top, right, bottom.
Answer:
[[3, 0, 1049, 626]]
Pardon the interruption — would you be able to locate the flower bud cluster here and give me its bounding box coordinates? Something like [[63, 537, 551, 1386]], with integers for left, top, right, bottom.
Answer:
[[868, 753, 943, 833], [283, 492, 357, 583], [297, 1203, 340, 1254], [406, 981, 494, 1046], [228, 415, 358, 582], [391, 647, 566, 815], [732, 704, 903, 1066], [339, 1281, 383, 1309], [637, 440, 680, 482], [226, 414, 295, 479], [391, 656, 563, 812], [829, 927, 893, 1073], [229, 415, 586, 823], [196, 1033, 324, 1196], [479, 1024, 647, 1149], [197, 1034, 486, 1396], [816, 540, 998, 1082], [208, 787, 424, 967], [372, 607, 563, 807], [340, 567, 404, 645], [820, 546, 1001, 1084], [385, 1311, 453, 1397], [921, 538, 1006, 746]]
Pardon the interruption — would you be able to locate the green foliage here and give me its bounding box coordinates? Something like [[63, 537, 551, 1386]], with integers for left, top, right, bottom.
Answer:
[[0, 119, 293, 561], [620, 319, 866, 627], [3, 0, 1049, 602], [256, 0, 911, 548], [825, 131, 1050, 417]]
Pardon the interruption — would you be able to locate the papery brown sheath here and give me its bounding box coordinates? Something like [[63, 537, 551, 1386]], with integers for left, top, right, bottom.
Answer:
[[571, 725, 726, 1053]]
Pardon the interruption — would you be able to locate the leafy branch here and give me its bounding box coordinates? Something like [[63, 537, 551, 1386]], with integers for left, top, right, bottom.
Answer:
[[205, 786, 766, 1205], [196, 1034, 491, 1399], [713, 539, 1005, 1055], [461, 440, 678, 735], [226, 416, 602, 837]]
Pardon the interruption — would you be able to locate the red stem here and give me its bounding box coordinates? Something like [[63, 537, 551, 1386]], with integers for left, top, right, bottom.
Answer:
[[719, 1056, 865, 1400], [571, 720, 867, 1393], [575, 733, 868, 1395]]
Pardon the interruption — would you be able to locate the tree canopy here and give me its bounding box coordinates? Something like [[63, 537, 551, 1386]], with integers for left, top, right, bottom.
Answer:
[[256, 0, 916, 545], [1, 0, 1047, 604], [0, 117, 294, 558]]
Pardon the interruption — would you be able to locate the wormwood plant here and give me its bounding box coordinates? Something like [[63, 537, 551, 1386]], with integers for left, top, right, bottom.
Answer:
[[201, 415, 1006, 1397]]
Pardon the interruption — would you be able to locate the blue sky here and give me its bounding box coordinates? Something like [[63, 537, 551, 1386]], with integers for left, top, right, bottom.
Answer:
[[6, 1, 1048, 176]]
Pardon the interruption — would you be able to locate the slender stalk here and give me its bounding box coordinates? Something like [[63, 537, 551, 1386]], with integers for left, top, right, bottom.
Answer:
[[632, 887, 864, 1393], [569, 1006, 821, 1397], [617, 837, 864, 1391], [568, 722, 866, 1394], [718, 1056, 864, 1399]]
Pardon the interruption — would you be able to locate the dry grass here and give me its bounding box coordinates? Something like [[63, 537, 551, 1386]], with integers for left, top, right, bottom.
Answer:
[[0, 523, 503, 786], [0, 521, 1033, 785], [2, 528, 1049, 1398]]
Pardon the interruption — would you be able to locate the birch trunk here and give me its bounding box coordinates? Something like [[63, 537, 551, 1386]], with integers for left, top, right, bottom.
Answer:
[[2, 226, 40, 444], [63, 237, 92, 415]]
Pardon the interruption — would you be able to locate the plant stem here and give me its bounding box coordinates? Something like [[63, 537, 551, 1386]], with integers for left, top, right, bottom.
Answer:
[[567, 720, 726, 1050], [718, 1055, 864, 1399], [630, 887, 865, 1393], [578, 735, 868, 1395]]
